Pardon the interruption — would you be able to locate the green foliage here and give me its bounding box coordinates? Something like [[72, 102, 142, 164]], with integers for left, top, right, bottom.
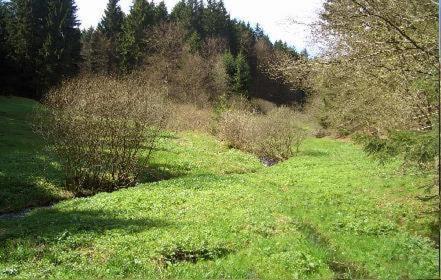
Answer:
[[233, 52, 251, 95], [222, 51, 251, 96], [40, 0, 81, 87], [170, 0, 203, 36], [97, 0, 124, 73], [201, 0, 230, 38], [187, 31, 202, 53], [154, 1, 168, 23], [222, 51, 236, 90], [274, 40, 299, 58], [0, 1, 16, 94], [4, 0, 81, 98], [119, 0, 155, 72], [98, 0, 124, 38], [80, 29, 109, 74], [354, 129, 439, 169], [0, 115, 437, 278]]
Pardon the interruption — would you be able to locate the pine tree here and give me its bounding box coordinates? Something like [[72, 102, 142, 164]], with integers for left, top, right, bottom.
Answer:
[[155, 1, 168, 23], [80, 27, 109, 74], [98, 0, 124, 37], [222, 51, 236, 93], [171, 0, 203, 36], [89, 30, 110, 74], [119, 0, 155, 72], [98, 0, 124, 73], [40, 0, 81, 88], [80, 27, 94, 73], [0, 1, 17, 94], [254, 23, 264, 39], [202, 0, 229, 38], [7, 0, 80, 98], [234, 52, 250, 95]]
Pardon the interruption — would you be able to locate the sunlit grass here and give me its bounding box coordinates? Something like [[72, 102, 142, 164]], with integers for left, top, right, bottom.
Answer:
[[0, 97, 437, 279]]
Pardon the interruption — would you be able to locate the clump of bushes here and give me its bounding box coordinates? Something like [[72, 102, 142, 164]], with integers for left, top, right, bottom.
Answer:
[[35, 75, 169, 195], [167, 103, 214, 133], [218, 107, 308, 161]]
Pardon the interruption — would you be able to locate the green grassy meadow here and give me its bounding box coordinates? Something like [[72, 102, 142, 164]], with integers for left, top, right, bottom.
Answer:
[[0, 96, 70, 213], [0, 97, 438, 279]]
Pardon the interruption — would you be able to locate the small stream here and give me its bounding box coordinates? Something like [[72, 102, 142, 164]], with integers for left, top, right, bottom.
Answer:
[[260, 157, 279, 167]]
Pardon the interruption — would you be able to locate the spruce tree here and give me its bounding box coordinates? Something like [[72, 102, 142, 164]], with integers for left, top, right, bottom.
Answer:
[[7, 0, 44, 96], [41, 0, 81, 88], [0, 1, 17, 94], [8, 0, 80, 98], [234, 52, 251, 96], [155, 1, 168, 23], [98, 0, 124, 73], [202, 0, 229, 38], [222, 51, 236, 93], [98, 0, 124, 37], [171, 0, 203, 36], [119, 0, 155, 72]]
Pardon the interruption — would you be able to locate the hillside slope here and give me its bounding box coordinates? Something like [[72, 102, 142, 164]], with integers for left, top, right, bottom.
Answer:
[[0, 97, 437, 279], [0, 96, 68, 213]]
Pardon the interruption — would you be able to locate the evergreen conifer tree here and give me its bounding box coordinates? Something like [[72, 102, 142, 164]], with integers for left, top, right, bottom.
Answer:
[[98, 0, 124, 73], [234, 52, 251, 95], [119, 0, 155, 72]]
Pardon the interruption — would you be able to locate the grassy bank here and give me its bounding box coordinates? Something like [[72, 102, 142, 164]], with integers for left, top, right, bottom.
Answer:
[[0, 96, 69, 213], [0, 97, 437, 279]]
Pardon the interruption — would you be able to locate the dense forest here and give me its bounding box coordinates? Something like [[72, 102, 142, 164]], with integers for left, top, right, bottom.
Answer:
[[0, 0, 307, 104], [0, 0, 439, 278]]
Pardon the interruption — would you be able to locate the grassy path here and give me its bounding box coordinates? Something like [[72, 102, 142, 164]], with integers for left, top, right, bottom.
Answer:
[[0, 97, 437, 279]]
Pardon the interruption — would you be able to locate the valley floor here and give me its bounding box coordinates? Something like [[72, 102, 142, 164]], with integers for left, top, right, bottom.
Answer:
[[0, 97, 438, 279]]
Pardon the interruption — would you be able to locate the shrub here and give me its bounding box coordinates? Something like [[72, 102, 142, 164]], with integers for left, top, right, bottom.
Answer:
[[167, 103, 214, 133], [251, 98, 277, 114], [35, 75, 169, 195], [256, 107, 308, 159], [218, 107, 308, 161], [217, 110, 257, 151]]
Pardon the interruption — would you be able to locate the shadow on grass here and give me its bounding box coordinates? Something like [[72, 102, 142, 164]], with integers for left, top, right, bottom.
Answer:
[[0, 105, 67, 214], [138, 163, 193, 183], [0, 209, 171, 242], [0, 179, 62, 214]]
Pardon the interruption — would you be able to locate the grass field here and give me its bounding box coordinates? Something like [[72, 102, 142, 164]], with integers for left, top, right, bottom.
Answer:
[[0, 96, 70, 213], [0, 97, 438, 279]]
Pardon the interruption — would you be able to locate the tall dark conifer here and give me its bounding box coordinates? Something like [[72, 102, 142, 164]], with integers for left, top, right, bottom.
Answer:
[[98, 0, 124, 73], [0, 1, 17, 94], [202, 0, 229, 38], [155, 1, 168, 23], [7, 0, 80, 98], [119, 0, 155, 72], [41, 0, 81, 88]]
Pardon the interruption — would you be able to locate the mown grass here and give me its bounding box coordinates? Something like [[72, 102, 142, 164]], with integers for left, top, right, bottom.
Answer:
[[0, 97, 438, 279]]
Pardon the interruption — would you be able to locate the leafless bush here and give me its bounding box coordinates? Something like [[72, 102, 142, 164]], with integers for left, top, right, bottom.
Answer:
[[257, 107, 308, 159], [217, 110, 257, 150], [218, 107, 308, 161], [145, 23, 228, 107], [251, 98, 277, 114], [227, 95, 255, 112], [167, 103, 214, 133], [35, 75, 169, 195]]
